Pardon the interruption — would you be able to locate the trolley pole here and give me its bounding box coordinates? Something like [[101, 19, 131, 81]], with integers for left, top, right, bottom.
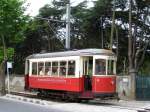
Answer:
[[65, 3, 71, 50]]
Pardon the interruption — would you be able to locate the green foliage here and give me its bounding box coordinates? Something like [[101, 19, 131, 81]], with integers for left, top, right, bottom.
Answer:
[[7, 48, 14, 61], [0, 47, 14, 63], [14, 0, 150, 74], [139, 54, 150, 75], [0, 0, 28, 45], [0, 0, 29, 74]]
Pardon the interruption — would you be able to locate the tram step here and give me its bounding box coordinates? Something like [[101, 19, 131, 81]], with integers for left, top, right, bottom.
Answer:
[[80, 91, 93, 99]]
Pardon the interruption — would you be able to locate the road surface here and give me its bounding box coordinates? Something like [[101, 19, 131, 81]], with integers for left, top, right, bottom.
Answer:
[[0, 97, 67, 112], [1, 95, 150, 112]]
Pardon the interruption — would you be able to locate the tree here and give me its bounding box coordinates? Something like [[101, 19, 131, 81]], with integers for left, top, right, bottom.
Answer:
[[14, 0, 68, 74], [127, 0, 150, 99], [15, 0, 150, 78], [0, 0, 28, 95]]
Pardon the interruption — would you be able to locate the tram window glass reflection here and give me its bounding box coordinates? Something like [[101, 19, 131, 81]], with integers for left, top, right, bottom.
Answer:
[[108, 60, 114, 75], [32, 62, 37, 75], [38, 62, 44, 76], [68, 61, 75, 77], [59, 61, 67, 77], [95, 59, 106, 75], [45, 62, 51, 76], [52, 62, 58, 76]]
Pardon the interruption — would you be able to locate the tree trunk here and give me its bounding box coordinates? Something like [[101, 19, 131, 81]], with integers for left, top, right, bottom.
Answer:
[[0, 61, 6, 95], [128, 0, 133, 69], [129, 69, 136, 99], [1, 35, 7, 95], [128, 0, 136, 100]]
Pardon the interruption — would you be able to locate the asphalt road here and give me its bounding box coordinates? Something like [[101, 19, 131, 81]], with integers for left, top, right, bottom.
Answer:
[[0, 97, 67, 112], [1, 95, 150, 112]]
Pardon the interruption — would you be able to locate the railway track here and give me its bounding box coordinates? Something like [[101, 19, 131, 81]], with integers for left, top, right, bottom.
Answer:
[[7, 91, 150, 112], [10, 91, 37, 98], [9, 91, 65, 103]]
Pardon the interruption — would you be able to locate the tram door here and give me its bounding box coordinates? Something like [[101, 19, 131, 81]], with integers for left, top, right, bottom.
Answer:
[[25, 60, 29, 90], [83, 57, 93, 91]]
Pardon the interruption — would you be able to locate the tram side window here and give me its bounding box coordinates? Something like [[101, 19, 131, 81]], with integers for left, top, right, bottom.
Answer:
[[95, 59, 106, 75], [45, 62, 51, 76], [108, 60, 114, 75], [38, 62, 44, 76], [52, 62, 58, 76], [32, 62, 37, 75], [59, 61, 67, 77], [68, 61, 75, 77]]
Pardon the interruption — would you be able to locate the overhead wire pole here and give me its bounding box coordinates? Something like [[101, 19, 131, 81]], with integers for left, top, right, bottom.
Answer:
[[34, 17, 66, 48], [65, 3, 71, 50], [34, 1, 71, 50], [110, 0, 116, 51], [100, 16, 104, 49]]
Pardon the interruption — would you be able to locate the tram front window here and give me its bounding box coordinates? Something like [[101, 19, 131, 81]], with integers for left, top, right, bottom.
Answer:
[[32, 62, 37, 75], [95, 59, 106, 75]]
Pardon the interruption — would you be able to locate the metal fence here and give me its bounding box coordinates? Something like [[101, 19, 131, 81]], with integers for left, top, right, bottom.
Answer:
[[136, 76, 150, 100]]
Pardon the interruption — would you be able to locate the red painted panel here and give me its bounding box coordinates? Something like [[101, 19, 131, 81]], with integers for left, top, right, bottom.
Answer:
[[92, 76, 116, 93], [28, 76, 84, 92]]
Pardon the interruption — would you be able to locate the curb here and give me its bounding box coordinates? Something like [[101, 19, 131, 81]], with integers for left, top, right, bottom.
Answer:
[[5, 94, 48, 106]]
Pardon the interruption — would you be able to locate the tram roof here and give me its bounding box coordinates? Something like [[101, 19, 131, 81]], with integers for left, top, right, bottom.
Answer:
[[26, 49, 115, 59]]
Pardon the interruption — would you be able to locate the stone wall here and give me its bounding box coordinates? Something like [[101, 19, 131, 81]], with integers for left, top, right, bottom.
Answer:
[[116, 76, 132, 100], [5, 75, 24, 92]]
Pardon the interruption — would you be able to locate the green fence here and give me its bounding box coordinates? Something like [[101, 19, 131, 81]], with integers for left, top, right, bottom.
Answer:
[[136, 76, 150, 100]]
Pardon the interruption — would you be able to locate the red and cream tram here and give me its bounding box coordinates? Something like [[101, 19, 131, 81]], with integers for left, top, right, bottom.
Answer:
[[25, 49, 117, 101]]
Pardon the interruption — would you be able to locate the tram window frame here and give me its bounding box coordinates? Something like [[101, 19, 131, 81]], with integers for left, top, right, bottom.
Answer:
[[32, 62, 38, 75], [107, 60, 115, 75], [95, 59, 106, 75], [67, 60, 75, 77], [38, 62, 45, 76], [45, 62, 52, 76], [59, 61, 67, 77], [51, 61, 58, 76]]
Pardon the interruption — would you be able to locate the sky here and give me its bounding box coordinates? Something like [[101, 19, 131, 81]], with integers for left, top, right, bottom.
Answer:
[[24, 0, 87, 16], [24, 0, 51, 16]]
